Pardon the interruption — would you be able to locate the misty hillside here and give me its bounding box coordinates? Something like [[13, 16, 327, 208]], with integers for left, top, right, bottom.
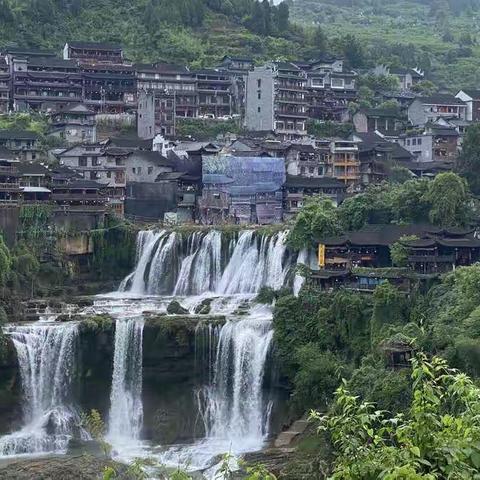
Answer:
[[290, 0, 480, 88]]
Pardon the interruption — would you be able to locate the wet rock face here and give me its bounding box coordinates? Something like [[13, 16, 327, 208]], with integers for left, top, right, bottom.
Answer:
[[0, 336, 22, 436], [0, 454, 132, 480]]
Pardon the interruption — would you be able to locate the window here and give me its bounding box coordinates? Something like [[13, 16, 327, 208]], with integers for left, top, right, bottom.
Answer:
[[406, 139, 411, 146], [132, 167, 136, 174], [257, 79, 261, 88], [137, 167, 142, 174], [412, 138, 417, 146], [148, 167, 153, 175], [257, 106, 261, 113], [92, 157, 100, 166], [257, 91, 261, 100], [107, 171, 111, 178], [312, 78, 324, 87], [318, 167, 324, 176], [309, 167, 315, 174], [79, 156, 87, 167], [331, 78, 344, 88], [418, 138, 422, 145], [90, 171, 98, 180], [300, 166, 306, 175]]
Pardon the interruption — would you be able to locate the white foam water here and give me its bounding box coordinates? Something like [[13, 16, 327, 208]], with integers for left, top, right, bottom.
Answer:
[[0, 322, 83, 457]]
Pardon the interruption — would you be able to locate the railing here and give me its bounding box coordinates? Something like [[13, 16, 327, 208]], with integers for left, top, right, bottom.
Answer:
[[52, 194, 105, 201], [408, 255, 455, 263], [0, 166, 18, 174], [0, 182, 20, 190]]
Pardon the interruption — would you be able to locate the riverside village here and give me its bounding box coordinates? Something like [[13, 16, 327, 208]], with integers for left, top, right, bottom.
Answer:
[[3, 0, 480, 478]]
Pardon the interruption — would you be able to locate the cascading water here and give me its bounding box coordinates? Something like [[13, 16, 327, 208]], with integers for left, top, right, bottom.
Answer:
[[107, 317, 145, 452], [120, 229, 293, 296], [0, 323, 82, 457], [200, 311, 274, 450]]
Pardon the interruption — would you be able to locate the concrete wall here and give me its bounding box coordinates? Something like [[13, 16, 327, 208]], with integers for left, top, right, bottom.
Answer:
[[245, 66, 274, 132], [125, 182, 177, 220], [52, 209, 106, 232], [126, 152, 172, 183], [137, 91, 155, 140]]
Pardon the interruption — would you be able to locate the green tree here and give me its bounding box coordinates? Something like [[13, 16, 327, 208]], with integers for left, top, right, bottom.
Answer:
[[390, 235, 419, 267], [313, 355, 480, 479], [287, 196, 343, 250], [0, 235, 11, 287], [457, 123, 480, 194], [425, 172, 471, 227], [411, 80, 438, 96]]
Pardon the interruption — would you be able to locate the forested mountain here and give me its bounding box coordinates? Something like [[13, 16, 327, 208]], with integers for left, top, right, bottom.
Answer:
[[0, 0, 306, 67], [291, 0, 480, 88]]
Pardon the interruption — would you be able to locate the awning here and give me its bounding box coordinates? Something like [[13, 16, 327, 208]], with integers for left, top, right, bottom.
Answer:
[[21, 186, 52, 193]]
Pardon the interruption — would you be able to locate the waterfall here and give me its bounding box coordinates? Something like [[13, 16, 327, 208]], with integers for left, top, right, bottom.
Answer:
[[107, 317, 145, 447], [200, 315, 274, 449], [0, 323, 82, 457], [120, 229, 292, 296]]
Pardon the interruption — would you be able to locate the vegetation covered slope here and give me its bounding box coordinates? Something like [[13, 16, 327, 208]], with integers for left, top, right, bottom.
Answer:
[[0, 0, 308, 67], [291, 0, 480, 89]]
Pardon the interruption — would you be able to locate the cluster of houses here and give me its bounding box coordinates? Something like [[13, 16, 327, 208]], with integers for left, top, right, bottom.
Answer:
[[2, 40, 480, 278]]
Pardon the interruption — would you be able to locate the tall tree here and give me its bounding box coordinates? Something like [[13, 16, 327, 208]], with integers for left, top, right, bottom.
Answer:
[[457, 123, 480, 194]]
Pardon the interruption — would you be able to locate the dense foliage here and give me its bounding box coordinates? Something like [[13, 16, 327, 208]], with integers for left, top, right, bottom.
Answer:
[[274, 258, 480, 477], [315, 355, 480, 479], [291, 0, 480, 89], [288, 172, 473, 250], [457, 123, 480, 195], [0, 0, 307, 68]]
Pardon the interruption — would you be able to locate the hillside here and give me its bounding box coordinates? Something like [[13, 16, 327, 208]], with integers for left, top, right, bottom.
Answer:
[[0, 0, 308, 67], [291, 0, 480, 89]]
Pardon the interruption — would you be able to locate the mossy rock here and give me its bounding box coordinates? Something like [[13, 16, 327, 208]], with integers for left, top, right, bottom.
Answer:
[[167, 300, 190, 315], [79, 314, 114, 333], [194, 298, 214, 315]]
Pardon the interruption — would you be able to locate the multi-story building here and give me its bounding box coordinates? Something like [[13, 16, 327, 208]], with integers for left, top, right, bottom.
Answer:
[[137, 90, 175, 139], [285, 144, 329, 177], [57, 144, 128, 215], [373, 65, 424, 90], [296, 56, 358, 122], [63, 42, 136, 113], [0, 147, 21, 204], [408, 94, 467, 127], [0, 130, 41, 161], [353, 107, 406, 137], [8, 54, 82, 112], [0, 58, 10, 112], [194, 69, 234, 118], [219, 56, 255, 75], [63, 42, 124, 65], [49, 104, 97, 144], [284, 175, 346, 218], [455, 90, 480, 122], [399, 124, 459, 163], [137, 63, 197, 116], [326, 140, 360, 189], [245, 62, 308, 139], [81, 63, 136, 113]]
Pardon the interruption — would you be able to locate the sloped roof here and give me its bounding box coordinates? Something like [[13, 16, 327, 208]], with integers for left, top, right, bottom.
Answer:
[[17, 162, 50, 176], [459, 89, 480, 100], [0, 130, 40, 140], [321, 224, 443, 247], [286, 175, 346, 189], [68, 41, 122, 51], [417, 94, 466, 106], [133, 150, 173, 167]]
